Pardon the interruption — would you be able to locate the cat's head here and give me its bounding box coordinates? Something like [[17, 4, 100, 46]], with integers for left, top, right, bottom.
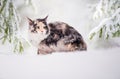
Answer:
[[27, 16, 49, 34]]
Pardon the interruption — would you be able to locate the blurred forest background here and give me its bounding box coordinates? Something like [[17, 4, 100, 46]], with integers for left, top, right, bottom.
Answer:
[[0, 0, 120, 54]]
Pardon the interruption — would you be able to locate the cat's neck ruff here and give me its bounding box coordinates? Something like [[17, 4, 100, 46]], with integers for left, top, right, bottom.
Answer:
[[28, 32, 49, 47]]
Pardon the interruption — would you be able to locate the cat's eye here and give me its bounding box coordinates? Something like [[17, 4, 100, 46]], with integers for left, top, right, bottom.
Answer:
[[37, 26, 40, 29], [43, 26, 47, 29]]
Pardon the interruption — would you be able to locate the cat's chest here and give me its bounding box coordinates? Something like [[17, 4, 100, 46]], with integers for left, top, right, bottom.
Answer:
[[28, 33, 48, 47]]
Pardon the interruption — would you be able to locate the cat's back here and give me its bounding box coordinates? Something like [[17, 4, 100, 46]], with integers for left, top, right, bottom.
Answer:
[[48, 21, 75, 34], [48, 21, 68, 30], [48, 21, 81, 37], [46, 21, 87, 51]]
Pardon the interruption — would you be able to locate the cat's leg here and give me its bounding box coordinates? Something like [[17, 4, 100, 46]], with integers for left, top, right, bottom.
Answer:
[[67, 42, 87, 51], [65, 43, 79, 51], [37, 49, 52, 55], [56, 39, 76, 52], [64, 35, 87, 51], [37, 44, 53, 55]]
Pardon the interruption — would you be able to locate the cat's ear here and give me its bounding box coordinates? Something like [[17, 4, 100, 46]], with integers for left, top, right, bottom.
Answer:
[[43, 15, 48, 21], [27, 17, 33, 25]]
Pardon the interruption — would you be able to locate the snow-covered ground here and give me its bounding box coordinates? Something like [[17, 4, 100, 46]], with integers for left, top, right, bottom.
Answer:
[[0, 47, 120, 79]]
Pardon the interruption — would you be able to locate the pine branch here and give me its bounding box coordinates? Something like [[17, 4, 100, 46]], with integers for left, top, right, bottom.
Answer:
[[0, 0, 30, 53], [89, 8, 120, 40]]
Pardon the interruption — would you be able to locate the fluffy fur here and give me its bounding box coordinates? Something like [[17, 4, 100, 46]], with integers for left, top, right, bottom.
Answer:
[[27, 16, 87, 54]]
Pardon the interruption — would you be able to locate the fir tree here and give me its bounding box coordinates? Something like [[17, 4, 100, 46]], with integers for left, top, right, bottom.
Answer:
[[89, 0, 120, 40], [0, 0, 29, 53]]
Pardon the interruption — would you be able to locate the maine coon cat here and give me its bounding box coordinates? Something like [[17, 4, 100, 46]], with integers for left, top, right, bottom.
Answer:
[[27, 16, 87, 54]]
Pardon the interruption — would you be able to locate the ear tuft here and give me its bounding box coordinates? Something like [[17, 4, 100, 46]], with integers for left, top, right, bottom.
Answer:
[[44, 15, 48, 21], [27, 17, 33, 25]]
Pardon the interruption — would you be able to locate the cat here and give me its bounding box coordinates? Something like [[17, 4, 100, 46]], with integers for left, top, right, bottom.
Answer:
[[27, 16, 87, 54]]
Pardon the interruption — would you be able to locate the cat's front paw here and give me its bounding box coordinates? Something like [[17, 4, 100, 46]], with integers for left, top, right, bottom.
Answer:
[[37, 49, 52, 55]]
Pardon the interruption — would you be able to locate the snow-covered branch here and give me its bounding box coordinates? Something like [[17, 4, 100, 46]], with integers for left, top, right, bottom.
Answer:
[[89, 0, 120, 40], [0, 0, 29, 53], [89, 8, 120, 40], [93, 0, 120, 19]]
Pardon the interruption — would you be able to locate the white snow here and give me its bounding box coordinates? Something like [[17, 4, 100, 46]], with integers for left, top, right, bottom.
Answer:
[[0, 48, 120, 79]]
